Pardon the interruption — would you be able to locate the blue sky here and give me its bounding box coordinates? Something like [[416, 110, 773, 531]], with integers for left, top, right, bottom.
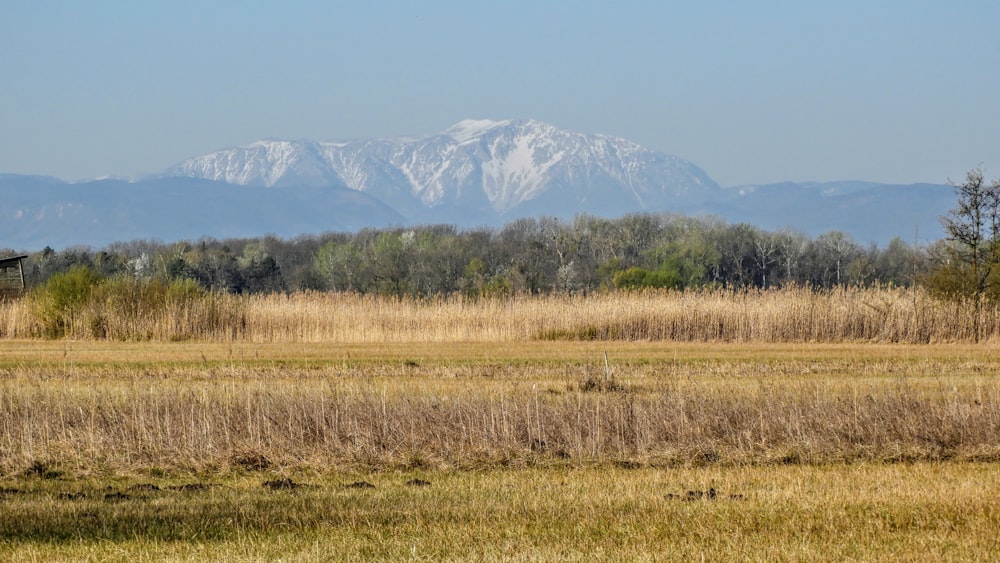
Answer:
[[2, 1, 997, 186]]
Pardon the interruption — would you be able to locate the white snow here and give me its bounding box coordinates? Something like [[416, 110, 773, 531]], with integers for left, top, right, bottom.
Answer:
[[166, 118, 705, 212], [444, 119, 509, 143], [482, 133, 564, 211]]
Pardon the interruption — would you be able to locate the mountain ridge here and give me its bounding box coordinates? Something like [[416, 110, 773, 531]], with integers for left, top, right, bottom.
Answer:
[[0, 119, 955, 250], [165, 118, 721, 218]]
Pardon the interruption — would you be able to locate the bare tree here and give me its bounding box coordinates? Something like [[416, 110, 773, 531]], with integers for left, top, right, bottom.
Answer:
[[936, 168, 1000, 341]]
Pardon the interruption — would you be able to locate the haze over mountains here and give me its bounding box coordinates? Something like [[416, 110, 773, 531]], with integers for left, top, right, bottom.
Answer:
[[1, 119, 953, 250]]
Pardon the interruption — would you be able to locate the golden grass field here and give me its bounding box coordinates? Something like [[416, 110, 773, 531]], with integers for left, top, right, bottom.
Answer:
[[1, 289, 999, 559]]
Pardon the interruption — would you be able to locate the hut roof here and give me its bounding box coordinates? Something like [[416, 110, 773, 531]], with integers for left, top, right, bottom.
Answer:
[[0, 255, 28, 268]]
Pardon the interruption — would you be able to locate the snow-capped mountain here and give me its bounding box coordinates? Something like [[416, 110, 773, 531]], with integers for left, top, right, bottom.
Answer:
[[0, 120, 954, 250], [166, 119, 721, 219]]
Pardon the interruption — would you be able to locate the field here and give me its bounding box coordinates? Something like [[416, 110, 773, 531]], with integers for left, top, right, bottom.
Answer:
[[1, 289, 999, 559]]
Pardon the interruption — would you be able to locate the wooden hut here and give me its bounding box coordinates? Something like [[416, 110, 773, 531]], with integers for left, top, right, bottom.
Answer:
[[0, 255, 28, 298]]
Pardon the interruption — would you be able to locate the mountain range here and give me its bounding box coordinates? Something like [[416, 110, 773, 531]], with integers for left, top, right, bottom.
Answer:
[[166, 118, 721, 221], [1, 119, 953, 250]]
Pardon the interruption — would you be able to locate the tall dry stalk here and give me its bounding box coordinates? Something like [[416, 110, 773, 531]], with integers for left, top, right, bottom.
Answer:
[[2, 368, 997, 474], [0, 286, 996, 343]]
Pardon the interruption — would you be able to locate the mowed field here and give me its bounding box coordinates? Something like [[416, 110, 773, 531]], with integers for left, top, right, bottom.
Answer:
[[1, 290, 1000, 560]]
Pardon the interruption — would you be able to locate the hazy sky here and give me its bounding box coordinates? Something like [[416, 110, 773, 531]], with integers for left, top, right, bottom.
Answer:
[[3, 1, 997, 186]]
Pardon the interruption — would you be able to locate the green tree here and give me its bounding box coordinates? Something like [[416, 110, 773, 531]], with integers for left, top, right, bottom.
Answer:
[[316, 240, 366, 292], [612, 266, 682, 291]]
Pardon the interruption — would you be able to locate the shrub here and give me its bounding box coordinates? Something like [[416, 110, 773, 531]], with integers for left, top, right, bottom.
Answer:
[[31, 266, 103, 338], [612, 266, 682, 290]]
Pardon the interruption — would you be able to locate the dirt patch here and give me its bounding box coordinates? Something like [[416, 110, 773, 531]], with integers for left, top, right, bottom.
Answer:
[[167, 483, 218, 493], [346, 480, 376, 489], [22, 461, 62, 480], [614, 460, 642, 470], [263, 478, 302, 491], [665, 488, 745, 501], [232, 452, 272, 471], [128, 483, 161, 492]]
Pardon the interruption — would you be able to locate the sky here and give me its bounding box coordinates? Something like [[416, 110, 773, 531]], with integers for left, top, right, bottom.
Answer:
[[2, 1, 998, 186]]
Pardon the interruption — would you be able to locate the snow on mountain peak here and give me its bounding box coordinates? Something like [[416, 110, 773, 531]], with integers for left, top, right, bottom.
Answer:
[[166, 119, 720, 216], [443, 119, 510, 143]]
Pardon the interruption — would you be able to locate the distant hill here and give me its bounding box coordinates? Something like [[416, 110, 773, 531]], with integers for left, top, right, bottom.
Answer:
[[717, 181, 952, 244], [0, 176, 403, 250], [1, 120, 954, 250]]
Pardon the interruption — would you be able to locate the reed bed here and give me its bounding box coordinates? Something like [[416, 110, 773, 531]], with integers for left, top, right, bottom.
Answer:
[[0, 285, 996, 343], [2, 358, 998, 475]]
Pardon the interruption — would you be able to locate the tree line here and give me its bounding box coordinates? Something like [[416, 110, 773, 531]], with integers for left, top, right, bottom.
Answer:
[[7, 166, 998, 301], [6, 213, 929, 297]]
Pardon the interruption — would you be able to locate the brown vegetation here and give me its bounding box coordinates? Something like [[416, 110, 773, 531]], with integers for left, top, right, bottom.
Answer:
[[0, 285, 998, 343], [1, 342, 997, 475], [1, 283, 998, 558]]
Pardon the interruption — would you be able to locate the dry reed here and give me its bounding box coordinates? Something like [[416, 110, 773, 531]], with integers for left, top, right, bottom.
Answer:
[[0, 285, 996, 343], [2, 360, 997, 475]]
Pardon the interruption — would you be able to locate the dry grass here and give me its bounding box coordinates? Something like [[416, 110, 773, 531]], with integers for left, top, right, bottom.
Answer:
[[2, 464, 999, 561], [1, 285, 997, 343], [2, 341, 998, 476], [1, 334, 999, 559], [2, 287, 999, 559]]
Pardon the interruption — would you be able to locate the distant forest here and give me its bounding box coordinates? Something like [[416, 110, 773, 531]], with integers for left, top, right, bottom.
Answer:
[[6, 213, 932, 297]]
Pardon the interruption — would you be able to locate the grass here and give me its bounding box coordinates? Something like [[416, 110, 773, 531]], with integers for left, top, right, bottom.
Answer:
[[2, 464, 998, 560], [1, 286, 1000, 559], [2, 341, 999, 476]]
